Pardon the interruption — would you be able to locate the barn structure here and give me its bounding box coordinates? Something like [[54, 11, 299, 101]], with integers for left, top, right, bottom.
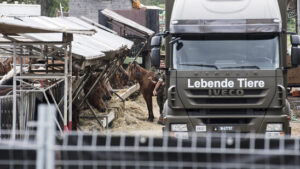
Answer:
[[0, 16, 133, 138]]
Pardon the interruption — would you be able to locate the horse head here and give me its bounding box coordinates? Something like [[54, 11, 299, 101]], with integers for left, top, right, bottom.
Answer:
[[128, 61, 139, 81], [118, 66, 131, 86]]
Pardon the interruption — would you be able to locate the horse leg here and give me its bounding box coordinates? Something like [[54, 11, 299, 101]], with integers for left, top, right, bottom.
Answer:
[[144, 93, 154, 122]]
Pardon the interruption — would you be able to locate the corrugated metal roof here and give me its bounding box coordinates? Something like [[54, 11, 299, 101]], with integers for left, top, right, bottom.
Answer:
[[101, 9, 155, 37], [0, 16, 133, 60], [142, 5, 163, 10], [80, 16, 117, 35], [0, 17, 96, 35], [0, 4, 41, 16]]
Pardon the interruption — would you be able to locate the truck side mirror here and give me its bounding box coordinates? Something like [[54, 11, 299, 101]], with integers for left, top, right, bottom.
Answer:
[[292, 47, 300, 65], [151, 48, 160, 68], [291, 35, 300, 46], [150, 35, 161, 47], [291, 35, 300, 65], [151, 35, 161, 68]]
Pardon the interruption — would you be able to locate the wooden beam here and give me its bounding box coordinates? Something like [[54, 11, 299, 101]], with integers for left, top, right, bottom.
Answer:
[[100, 110, 115, 128], [117, 83, 140, 101]]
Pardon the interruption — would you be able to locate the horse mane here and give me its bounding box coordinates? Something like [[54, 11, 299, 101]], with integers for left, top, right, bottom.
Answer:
[[119, 65, 129, 77], [135, 64, 146, 73], [135, 63, 154, 77]]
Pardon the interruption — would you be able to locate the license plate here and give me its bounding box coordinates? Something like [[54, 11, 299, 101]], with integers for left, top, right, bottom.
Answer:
[[195, 125, 207, 132], [173, 132, 189, 139], [215, 126, 235, 131], [265, 132, 282, 138]]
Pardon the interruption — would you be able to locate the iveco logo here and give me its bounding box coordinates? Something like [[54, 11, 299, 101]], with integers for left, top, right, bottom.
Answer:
[[208, 89, 244, 96]]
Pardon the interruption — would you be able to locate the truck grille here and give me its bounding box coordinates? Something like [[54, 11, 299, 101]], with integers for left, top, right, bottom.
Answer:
[[187, 89, 266, 105], [188, 109, 266, 116], [202, 118, 252, 125], [192, 98, 259, 104]]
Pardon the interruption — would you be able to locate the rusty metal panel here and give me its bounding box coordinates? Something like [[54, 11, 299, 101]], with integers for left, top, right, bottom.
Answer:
[[101, 9, 155, 37], [112, 9, 159, 34], [115, 9, 147, 28]]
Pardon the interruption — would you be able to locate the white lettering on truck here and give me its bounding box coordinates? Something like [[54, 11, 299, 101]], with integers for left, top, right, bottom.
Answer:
[[188, 78, 265, 88]]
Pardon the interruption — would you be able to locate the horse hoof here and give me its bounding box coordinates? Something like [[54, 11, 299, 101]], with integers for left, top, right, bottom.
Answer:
[[147, 118, 154, 122]]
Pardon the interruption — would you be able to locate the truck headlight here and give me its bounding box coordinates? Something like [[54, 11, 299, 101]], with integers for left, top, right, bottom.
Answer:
[[171, 124, 188, 132], [266, 123, 283, 132]]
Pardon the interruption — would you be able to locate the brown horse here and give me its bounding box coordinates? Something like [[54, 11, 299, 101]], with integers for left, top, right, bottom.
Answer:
[[109, 66, 130, 89], [84, 73, 112, 112], [0, 57, 12, 76], [128, 62, 156, 122]]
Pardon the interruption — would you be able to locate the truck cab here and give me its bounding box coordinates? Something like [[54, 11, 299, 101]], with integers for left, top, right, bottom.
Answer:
[[151, 0, 300, 137]]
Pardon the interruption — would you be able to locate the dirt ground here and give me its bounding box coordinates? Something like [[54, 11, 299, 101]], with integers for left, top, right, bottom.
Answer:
[[291, 123, 300, 137], [289, 96, 300, 137], [79, 92, 300, 137], [288, 96, 300, 137], [110, 94, 163, 136]]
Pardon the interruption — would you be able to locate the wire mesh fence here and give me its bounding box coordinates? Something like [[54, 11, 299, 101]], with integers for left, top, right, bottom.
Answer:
[[55, 132, 300, 169], [1, 131, 300, 169], [0, 105, 300, 169], [0, 130, 37, 169]]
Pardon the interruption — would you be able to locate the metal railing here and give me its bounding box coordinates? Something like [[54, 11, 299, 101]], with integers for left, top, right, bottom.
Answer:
[[0, 105, 300, 169]]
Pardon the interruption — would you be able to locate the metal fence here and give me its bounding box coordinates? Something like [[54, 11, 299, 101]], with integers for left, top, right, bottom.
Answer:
[[0, 93, 39, 133], [55, 132, 300, 169], [0, 105, 300, 169], [0, 95, 16, 131], [0, 104, 55, 169]]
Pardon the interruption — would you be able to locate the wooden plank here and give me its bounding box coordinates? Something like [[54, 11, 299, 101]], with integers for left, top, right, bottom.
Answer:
[[79, 111, 116, 128], [117, 83, 140, 101], [100, 111, 115, 128], [112, 89, 122, 92]]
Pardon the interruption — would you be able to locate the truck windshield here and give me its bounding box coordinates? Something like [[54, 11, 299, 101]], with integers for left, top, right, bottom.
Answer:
[[173, 36, 280, 70]]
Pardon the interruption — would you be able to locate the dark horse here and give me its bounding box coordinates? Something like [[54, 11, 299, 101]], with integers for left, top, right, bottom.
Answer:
[[128, 62, 156, 122]]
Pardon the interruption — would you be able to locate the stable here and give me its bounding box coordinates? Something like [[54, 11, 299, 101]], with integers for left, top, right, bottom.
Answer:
[[0, 16, 133, 138]]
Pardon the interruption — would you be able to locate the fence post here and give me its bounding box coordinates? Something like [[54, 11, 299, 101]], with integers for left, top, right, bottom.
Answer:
[[45, 105, 56, 169], [36, 104, 56, 169]]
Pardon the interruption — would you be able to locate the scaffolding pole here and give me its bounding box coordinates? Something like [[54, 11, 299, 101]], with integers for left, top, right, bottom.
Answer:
[[298, 0, 300, 33], [68, 43, 73, 131], [12, 42, 17, 140], [64, 45, 68, 132]]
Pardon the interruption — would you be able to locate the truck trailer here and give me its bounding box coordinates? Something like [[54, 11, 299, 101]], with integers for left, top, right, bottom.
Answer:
[[151, 0, 300, 137]]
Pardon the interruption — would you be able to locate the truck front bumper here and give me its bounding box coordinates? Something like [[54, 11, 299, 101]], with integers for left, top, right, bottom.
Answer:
[[164, 114, 291, 135]]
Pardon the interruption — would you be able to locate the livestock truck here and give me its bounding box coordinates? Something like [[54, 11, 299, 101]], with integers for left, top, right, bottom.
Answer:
[[151, 0, 300, 137]]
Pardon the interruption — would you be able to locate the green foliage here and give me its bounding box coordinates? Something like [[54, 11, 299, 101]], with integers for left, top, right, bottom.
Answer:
[[157, 3, 165, 9], [47, 0, 69, 16], [140, 0, 164, 6], [37, 0, 69, 16], [288, 18, 297, 33]]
